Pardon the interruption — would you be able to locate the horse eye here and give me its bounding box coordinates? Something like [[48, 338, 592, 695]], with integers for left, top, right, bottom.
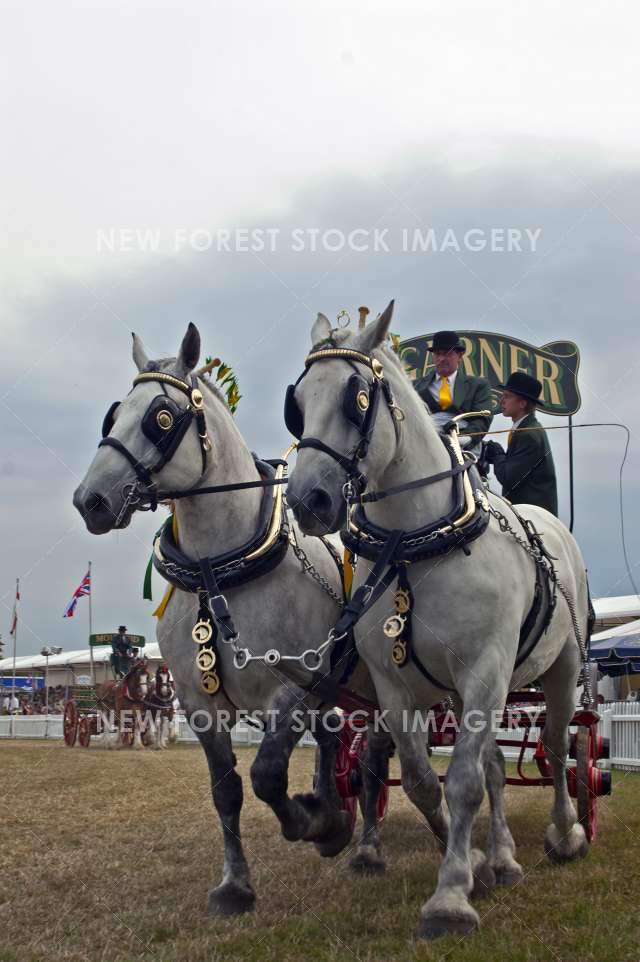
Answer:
[[156, 410, 174, 431]]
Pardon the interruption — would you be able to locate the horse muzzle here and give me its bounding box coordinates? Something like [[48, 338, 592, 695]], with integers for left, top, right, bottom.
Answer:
[[286, 478, 344, 535], [73, 483, 134, 534]]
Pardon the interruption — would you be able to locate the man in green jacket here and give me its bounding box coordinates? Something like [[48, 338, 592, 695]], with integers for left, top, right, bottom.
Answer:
[[484, 371, 558, 516], [413, 331, 494, 450]]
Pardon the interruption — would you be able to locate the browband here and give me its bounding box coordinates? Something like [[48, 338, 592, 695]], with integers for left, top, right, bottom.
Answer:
[[304, 348, 384, 379]]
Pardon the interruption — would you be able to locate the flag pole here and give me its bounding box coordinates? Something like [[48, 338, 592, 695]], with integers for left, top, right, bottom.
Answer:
[[88, 561, 95, 685], [10, 578, 18, 738]]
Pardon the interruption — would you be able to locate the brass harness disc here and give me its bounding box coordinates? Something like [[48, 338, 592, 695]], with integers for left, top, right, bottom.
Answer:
[[394, 589, 411, 614], [356, 390, 370, 412], [383, 614, 406, 639], [201, 671, 220, 695], [392, 641, 407, 666], [196, 647, 217, 672], [192, 620, 213, 644], [156, 410, 174, 430]]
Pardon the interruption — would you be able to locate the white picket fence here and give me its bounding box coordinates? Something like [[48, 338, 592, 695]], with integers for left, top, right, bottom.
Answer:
[[1, 704, 639, 770]]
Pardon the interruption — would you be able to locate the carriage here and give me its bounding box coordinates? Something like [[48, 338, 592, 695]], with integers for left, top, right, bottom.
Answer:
[[63, 659, 175, 748], [332, 650, 611, 842]]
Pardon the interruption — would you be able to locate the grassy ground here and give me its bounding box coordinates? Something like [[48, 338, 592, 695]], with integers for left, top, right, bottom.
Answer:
[[1, 740, 638, 962]]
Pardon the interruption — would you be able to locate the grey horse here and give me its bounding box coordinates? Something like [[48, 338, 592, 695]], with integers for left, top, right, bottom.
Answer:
[[73, 323, 378, 915], [285, 303, 591, 939]]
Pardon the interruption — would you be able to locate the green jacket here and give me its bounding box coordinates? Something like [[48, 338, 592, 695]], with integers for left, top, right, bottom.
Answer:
[[493, 412, 558, 516], [413, 367, 494, 440]]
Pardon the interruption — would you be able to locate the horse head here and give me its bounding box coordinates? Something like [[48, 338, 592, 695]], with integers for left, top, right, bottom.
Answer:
[[285, 301, 417, 534], [73, 323, 210, 534]]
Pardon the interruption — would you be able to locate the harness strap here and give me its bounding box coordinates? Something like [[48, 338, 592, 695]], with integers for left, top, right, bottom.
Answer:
[[197, 556, 240, 643], [333, 529, 405, 639], [297, 437, 367, 490], [99, 436, 154, 488], [360, 460, 471, 504]]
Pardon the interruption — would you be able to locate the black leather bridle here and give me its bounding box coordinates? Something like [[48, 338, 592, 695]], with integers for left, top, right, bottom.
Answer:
[[285, 346, 403, 496], [99, 371, 212, 520]]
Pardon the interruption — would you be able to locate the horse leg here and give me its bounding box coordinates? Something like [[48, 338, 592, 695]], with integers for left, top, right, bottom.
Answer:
[[350, 727, 392, 874], [539, 637, 588, 863], [132, 709, 144, 750], [250, 696, 353, 855], [195, 722, 255, 916], [484, 739, 523, 885], [418, 672, 507, 940]]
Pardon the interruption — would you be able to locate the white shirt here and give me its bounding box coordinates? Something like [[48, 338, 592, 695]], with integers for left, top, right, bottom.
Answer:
[[429, 370, 458, 406], [512, 415, 527, 430]]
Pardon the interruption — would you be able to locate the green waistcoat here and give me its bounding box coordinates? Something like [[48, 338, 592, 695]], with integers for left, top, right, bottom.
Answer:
[[413, 367, 494, 440], [493, 412, 558, 516]]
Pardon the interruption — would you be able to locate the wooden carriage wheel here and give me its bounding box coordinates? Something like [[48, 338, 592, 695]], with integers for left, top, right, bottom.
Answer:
[[78, 715, 91, 748], [575, 726, 598, 843], [63, 700, 78, 747]]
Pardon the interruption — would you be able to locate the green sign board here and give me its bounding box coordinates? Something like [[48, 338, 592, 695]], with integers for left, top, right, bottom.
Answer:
[[89, 633, 146, 648], [398, 332, 581, 417]]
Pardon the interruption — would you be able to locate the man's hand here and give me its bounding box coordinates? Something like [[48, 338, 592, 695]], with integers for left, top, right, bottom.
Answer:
[[483, 440, 505, 464]]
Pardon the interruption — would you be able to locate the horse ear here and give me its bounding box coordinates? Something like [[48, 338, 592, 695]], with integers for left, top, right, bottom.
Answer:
[[177, 322, 201, 374], [355, 300, 395, 353], [311, 312, 332, 347], [132, 333, 149, 372]]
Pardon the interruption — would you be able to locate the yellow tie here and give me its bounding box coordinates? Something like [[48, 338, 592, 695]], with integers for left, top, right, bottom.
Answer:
[[439, 376, 452, 411], [507, 430, 513, 446]]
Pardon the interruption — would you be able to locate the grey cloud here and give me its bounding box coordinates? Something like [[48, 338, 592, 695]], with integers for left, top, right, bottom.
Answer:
[[2, 148, 639, 655]]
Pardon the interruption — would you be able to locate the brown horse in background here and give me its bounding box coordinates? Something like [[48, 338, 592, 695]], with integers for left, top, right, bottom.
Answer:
[[95, 658, 151, 749]]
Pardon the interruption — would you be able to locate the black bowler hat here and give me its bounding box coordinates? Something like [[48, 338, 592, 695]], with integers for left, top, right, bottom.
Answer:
[[498, 372, 544, 405], [118, 625, 127, 632], [427, 330, 466, 353]]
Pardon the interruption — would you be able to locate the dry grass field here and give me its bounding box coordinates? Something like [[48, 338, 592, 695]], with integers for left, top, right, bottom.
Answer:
[[1, 740, 639, 962]]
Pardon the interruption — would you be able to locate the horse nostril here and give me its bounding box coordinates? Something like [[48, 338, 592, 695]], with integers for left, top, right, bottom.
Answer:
[[85, 491, 109, 515], [303, 488, 332, 517]]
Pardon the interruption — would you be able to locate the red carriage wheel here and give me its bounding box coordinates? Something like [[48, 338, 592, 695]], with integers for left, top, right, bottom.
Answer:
[[575, 726, 598, 843], [78, 715, 91, 748], [63, 700, 78, 747]]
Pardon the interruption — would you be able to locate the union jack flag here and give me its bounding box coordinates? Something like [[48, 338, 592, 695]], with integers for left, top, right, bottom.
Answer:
[[63, 569, 91, 618]]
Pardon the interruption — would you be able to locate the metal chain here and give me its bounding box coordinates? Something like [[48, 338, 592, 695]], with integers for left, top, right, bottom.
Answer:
[[488, 505, 592, 705], [288, 529, 344, 606]]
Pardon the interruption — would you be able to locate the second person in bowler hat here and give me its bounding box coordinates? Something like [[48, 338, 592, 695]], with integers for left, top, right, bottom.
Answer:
[[413, 330, 494, 448], [484, 371, 558, 516]]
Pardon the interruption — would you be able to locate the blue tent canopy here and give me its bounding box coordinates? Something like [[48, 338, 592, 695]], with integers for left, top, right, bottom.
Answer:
[[590, 631, 640, 676], [0, 676, 45, 690]]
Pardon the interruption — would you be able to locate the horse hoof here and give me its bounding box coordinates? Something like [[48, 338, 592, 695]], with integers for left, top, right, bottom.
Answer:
[[493, 864, 524, 887], [350, 846, 386, 875], [544, 823, 589, 864], [417, 909, 479, 940], [470, 850, 496, 900], [207, 882, 256, 917], [314, 811, 354, 858]]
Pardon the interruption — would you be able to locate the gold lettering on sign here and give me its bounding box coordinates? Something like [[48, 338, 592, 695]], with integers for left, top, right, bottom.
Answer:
[[478, 338, 505, 381], [509, 344, 531, 376], [535, 355, 562, 406]]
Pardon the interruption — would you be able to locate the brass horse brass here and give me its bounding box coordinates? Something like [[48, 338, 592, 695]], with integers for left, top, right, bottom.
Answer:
[[201, 671, 220, 695], [192, 620, 213, 644], [383, 614, 406, 638], [196, 647, 217, 672]]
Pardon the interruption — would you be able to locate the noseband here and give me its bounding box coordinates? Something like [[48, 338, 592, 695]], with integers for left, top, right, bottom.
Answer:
[[99, 371, 212, 520], [284, 347, 404, 495]]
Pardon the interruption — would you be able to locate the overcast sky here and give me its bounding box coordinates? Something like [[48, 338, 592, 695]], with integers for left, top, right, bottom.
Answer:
[[1, 1, 639, 657]]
